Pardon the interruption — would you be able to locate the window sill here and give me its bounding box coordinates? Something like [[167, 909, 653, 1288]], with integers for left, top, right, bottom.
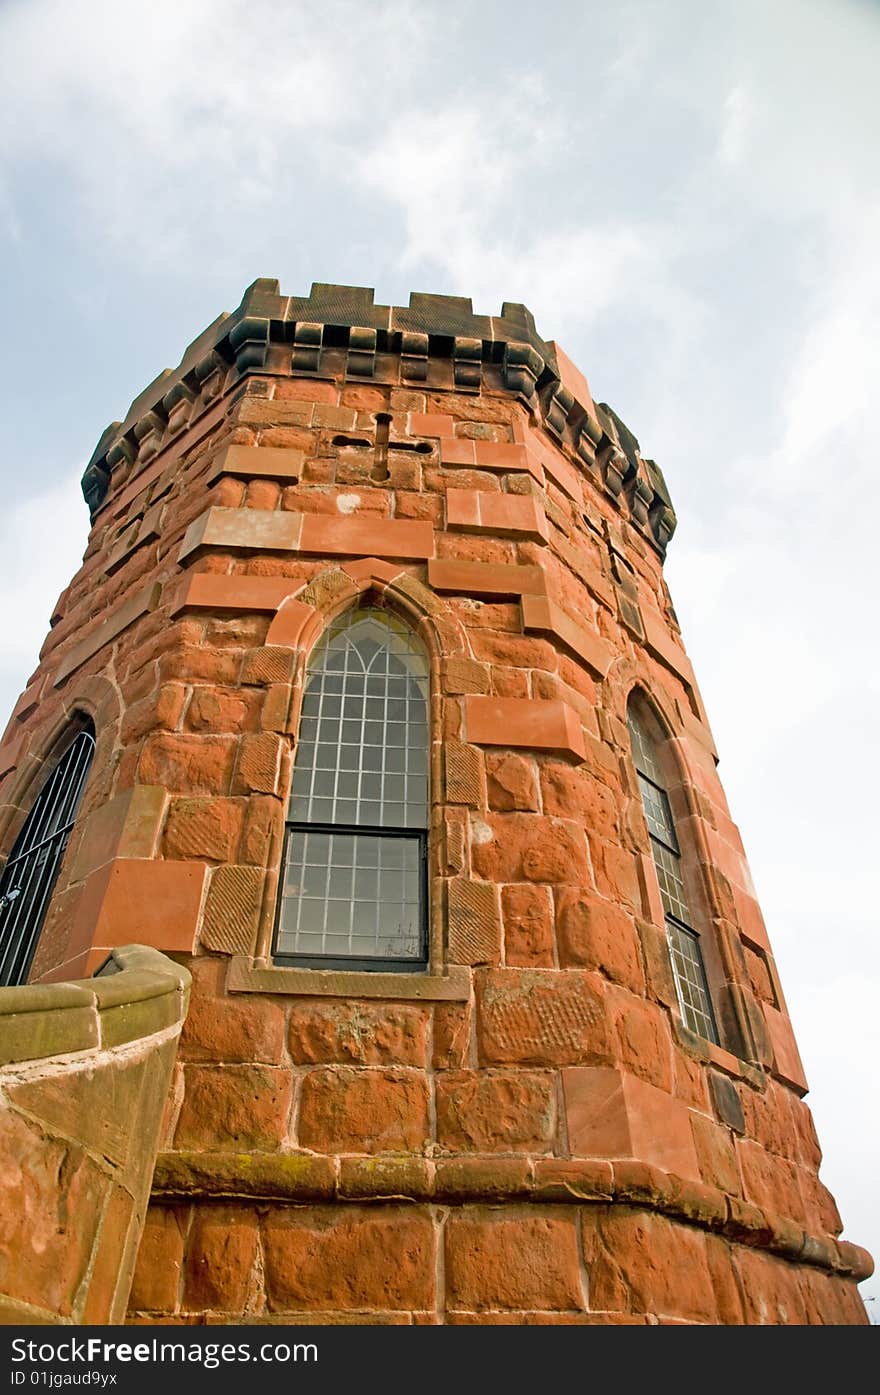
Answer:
[[226, 957, 471, 1001]]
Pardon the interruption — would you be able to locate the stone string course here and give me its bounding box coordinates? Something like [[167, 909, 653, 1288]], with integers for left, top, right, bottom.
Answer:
[[0, 281, 871, 1323]]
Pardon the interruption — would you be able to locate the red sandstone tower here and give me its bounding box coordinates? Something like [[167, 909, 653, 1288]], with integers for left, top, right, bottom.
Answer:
[[0, 281, 871, 1324]]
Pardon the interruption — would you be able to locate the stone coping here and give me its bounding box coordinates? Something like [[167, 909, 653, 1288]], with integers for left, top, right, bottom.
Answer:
[[0, 944, 191, 1066], [151, 1151, 874, 1285]]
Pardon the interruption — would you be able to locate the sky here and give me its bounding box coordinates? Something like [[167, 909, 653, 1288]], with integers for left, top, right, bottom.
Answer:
[[0, 0, 877, 1316]]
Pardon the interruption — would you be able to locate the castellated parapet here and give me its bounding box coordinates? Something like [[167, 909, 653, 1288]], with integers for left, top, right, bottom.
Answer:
[[0, 280, 871, 1324]]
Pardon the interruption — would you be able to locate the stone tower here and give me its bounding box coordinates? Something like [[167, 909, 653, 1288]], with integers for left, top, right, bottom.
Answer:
[[0, 281, 871, 1324]]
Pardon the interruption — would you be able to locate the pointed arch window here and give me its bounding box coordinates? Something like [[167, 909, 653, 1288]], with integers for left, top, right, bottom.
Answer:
[[0, 723, 96, 986], [274, 607, 430, 970], [627, 705, 718, 1043]]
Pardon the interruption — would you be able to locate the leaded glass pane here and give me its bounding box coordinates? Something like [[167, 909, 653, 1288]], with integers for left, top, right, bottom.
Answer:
[[627, 710, 664, 784], [277, 830, 424, 963], [651, 838, 691, 924], [638, 774, 678, 851], [628, 703, 718, 1044], [666, 920, 717, 1041], [290, 609, 429, 829], [276, 608, 429, 967]]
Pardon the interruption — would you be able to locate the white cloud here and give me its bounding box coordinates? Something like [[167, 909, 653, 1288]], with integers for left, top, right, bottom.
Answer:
[[0, 467, 88, 727]]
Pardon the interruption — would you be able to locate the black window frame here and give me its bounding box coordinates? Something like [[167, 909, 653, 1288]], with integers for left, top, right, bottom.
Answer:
[[0, 721, 96, 987]]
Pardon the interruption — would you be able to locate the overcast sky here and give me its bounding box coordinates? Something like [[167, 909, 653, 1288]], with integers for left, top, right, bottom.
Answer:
[[0, 0, 876, 1315]]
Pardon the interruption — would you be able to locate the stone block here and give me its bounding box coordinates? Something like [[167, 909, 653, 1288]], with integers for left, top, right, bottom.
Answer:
[[175, 1065, 292, 1151], [287, 1002, 429, 1067], [501, 883, 554, 967], [763, 1003, 809, 1094], [139, 732, 237, 795], [447, 879, 502, 965], [556, 891, 644, 993], [521, 593, 614, 679], [608, 985, 673, 1091], [436, 1070, 556, 1152], [182, 1207, 259, 1313], [445, 1213, 583, 1312], [476, 968, 612, 1067], [0, 1111, 109, 1316], [582, 1206, 716, 1322], [70, 785, 166, 881], [172, 573, 295, 616], [262, 1207, 435, 1313], [464, 696, 585, 761], [709, 1070, 745, 1134], [76, 858, 208, 956], [443, 741, 484, 805], [164, 797, 244, 862], [298, 1067, 430, 1154], [180, 989, 284, 1064], [200, 864, 264, 956], [446, 489, 549, 543], [208, 443, 305, 482], [234, 732, 283, 795], [691, 1113, 742, 1196], [485, 751, 538, 811], [428, 558, 547, 598], [128, 1207, 186, 1314], [562, 1066, 701, 1181], [470, 812, 590, 886]]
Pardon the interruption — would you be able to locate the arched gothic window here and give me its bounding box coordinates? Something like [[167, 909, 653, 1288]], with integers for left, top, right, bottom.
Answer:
[[274, 608, 429, 970], [0, 722, 96, 986], [627, 704, 718, 1043]]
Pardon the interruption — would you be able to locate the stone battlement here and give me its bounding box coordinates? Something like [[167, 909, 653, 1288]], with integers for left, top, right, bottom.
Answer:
[[82, 280, 675, 557]]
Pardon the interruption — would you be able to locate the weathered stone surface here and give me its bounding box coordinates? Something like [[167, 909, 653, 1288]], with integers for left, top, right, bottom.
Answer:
[[0, 1111, 108, 1316], [485, 751, 539, 811], [445, 1213, 583, 1312], [263, 1207, 435, 1312], [129, 1207, 186, 1314], [175, 1066, 292, 1151], [556, 890, 645, 993], [297, 1068, 430, 1154], [471, 813, 590, 887], [287, 1002, 429, 1067], [436, 1071, 556, 1152], [582, 1207, 717, 1322], [180, 990, 285, 1064], [476, 969, 612, 1066], [182, 1207, 259, 1313], [733, 1246, 810, 1324], [501, 884, 554, 967], [139, 733, 236, 795]]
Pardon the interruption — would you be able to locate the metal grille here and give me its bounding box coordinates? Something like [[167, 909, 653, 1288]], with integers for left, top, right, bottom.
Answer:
[[0, 727, 95, 986], [275, 609, 429, 968], [628, 708, 718, 1042]]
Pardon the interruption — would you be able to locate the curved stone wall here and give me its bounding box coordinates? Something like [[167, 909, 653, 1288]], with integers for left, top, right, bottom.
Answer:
[[0, 945, 190, 1324]]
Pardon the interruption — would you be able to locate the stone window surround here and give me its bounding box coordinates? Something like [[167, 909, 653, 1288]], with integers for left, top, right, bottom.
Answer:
[[0, 677, 122, 984], [230, 560, 465, 1001], [621, 682, 763, 1075]]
